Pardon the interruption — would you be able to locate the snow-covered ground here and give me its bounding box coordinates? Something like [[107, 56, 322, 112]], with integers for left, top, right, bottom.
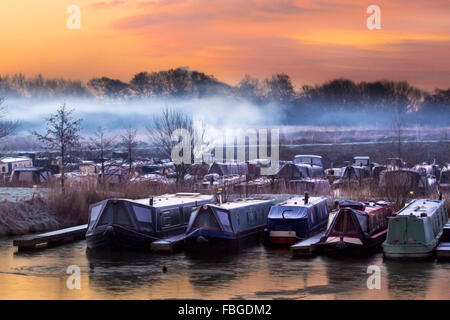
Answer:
[[0, 187, 49, 202]]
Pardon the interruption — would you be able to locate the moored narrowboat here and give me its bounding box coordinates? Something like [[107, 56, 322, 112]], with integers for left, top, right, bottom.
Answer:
[[264, 194, 329, 246], [183, 198, 275, 251], [382, 199, 448, 260], [86, 193, 214, 250], [318, 200, 394, 255]]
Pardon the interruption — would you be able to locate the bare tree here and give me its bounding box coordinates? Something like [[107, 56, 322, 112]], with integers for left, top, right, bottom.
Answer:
[[32, 104, 82, 193], [0, 97, 19, 139], [147, 107, 196, 183], [120, 126, 138, 173], [89, 126, 115, 182]]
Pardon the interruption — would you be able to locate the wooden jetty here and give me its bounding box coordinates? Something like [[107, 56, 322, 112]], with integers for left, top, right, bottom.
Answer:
[[151, 233, 187, 253], [436, 222, 450, 260], [13, 224, 88, 251], [290, 232, 324, 257]]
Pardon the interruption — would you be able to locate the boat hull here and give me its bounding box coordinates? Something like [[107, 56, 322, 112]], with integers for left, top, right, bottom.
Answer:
[[319, 233, 386, 256], [86, 224, 159, 251], [264, 230, 297, 246], [382, 242, 437, 260], [184, 227, 263, 252]]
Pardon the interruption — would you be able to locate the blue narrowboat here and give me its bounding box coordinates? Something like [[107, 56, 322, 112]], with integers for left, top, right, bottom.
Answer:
[[86, 193, 214, 250], [183, 198, 275, 251], [264, 195, 329, 245], [382, 199, 448, 260]]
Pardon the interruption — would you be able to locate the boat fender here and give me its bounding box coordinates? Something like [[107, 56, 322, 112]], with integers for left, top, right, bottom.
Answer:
[[196, 235, 209, 243]]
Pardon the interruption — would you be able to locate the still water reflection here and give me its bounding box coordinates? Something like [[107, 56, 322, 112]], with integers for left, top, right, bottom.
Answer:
[[0, 239, 448, 299]]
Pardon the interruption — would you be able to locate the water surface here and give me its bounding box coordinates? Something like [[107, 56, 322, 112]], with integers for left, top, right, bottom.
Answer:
[[0, 239, 448, 300]]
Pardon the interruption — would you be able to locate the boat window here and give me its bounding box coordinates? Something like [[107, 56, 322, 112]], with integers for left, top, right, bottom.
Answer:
[[133, 205, 152, 224], [216, 209, 232, 232], [117, 204, 132, 226], [332, 214, 344, 233], [251, 211, 257, 224], [185, 207, 197, 223], [309, 209, 315, 224], [294, 157, 322, 166], [354, 159, 369, 166], [161, 211, 173, 228], [346, 214, 357, 234], [191, 209, 221, 231], [89, 204, 103, 225], [98, 204, 114, 226], [171, 210, 181, 225]]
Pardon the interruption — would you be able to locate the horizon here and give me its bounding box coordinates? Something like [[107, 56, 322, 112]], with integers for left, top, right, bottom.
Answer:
[[0, 69, 449, 93]]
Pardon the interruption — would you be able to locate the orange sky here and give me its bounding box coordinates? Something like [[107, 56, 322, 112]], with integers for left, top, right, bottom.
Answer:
[[0, 0, 449, 90]]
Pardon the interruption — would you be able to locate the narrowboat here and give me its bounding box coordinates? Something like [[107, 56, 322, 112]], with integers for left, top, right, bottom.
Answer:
[[318, 200, 394, 254], [293, 155, 324, 178], [382, 199, 448, 260], [85, 193, 214, 250], [183, 198, 275, 251], [379, 168, 437, 194], [264, 194, 329, 246]]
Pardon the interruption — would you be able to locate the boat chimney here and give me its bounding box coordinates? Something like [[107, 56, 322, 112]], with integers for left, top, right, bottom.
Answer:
[[149, 197, 154, 206], [304, 191, 309, 204], [217, 188, 223, 206], [439, 192, 442, 201]]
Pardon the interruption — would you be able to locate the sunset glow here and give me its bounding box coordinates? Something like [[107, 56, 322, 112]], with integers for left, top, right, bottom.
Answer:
[[0, 0, 449, 89]]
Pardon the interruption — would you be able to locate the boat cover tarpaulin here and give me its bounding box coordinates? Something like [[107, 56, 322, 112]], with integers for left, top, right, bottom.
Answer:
[[276, 163, 309, 179]]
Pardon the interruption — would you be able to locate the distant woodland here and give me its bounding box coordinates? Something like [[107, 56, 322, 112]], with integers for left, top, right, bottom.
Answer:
[[0, 68, 449, 125]]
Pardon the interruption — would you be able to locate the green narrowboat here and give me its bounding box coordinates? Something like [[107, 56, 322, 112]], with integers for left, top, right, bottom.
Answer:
[[382, 199, 448, 260]]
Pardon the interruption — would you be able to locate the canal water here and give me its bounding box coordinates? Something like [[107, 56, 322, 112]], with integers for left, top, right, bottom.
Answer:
[[0, 238, 448, 299]]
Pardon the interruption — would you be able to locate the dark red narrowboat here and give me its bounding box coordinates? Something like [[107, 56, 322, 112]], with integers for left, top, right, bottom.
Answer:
[[318, 200, 394, 255]]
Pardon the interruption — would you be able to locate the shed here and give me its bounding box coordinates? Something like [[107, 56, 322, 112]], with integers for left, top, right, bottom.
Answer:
[[9, 167, 51, 184]]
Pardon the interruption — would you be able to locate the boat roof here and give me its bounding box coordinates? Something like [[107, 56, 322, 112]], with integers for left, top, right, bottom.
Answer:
[[354, 156, 370, 159], [12, 166, 46, 172], [0, 157, 32, 163], [396, 199, 444, 218], [129, 193, 214, 207], [210, 198, 273, 210], [294, 155, 322, 159], [279, 196, 326, 208]]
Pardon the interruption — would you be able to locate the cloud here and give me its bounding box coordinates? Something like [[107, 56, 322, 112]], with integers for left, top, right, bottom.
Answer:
[[112, 0, 318, 29]]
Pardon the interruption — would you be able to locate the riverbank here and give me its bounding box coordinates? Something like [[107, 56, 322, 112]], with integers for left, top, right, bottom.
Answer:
[[0, 198, 61, 236]]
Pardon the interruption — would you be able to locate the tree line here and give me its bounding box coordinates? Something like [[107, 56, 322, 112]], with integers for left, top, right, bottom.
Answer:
[[0, 68, 449, 124]]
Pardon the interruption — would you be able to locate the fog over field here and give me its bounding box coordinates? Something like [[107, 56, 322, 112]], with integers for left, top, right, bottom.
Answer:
[[0, 71, 448, 147], [5, 96, 286, 135]]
